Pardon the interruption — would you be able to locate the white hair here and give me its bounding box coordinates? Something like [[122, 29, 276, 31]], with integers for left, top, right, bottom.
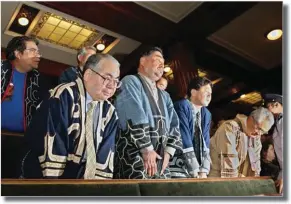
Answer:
[[250, 107, 274, 133]]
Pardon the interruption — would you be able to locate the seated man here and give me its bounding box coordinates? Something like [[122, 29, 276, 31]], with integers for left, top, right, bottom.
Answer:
[[1, 36, 43, 132], [22, 54, 120, 179], [209, 107, 274, 178]]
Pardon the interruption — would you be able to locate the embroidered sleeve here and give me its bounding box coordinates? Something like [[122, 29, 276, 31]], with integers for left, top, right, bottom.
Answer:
[[25, 86, 73, 178], [254, 137, 262, 176], [165, 96, 183, 157], [200, 150, 211, 174], [95, 105, 118, 179], [219, 122, 240, 178], [174, 100, 199, 177]]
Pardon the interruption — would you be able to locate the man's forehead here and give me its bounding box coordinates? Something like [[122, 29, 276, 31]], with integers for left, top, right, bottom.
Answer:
[[160, 78, 167, 83], [25, 41, 37, 47], [150, 51, 163, 58], [86, 49, 96, 54], [200, 84, 212, 91], [98, 60, 120, 77]]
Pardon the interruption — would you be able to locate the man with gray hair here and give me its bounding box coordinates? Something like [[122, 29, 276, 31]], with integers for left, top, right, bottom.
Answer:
[[22, 54, 121, 179], [208, 107, 274, 178], [59, 46, 96, 84]]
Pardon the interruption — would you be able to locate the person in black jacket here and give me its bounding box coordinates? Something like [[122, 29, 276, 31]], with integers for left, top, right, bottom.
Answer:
[[260, 139, 280, 180]]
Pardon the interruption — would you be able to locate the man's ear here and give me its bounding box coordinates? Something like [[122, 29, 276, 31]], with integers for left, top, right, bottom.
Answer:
[[83, 69, 90, 82], [140, 56, 146, 67], [77, 54, 83, 63], [14, 50, 21, 59], [190, 88, 197, 97]]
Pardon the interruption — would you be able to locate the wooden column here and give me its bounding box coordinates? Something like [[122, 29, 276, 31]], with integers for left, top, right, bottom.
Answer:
[[167, 42, 199, 101]]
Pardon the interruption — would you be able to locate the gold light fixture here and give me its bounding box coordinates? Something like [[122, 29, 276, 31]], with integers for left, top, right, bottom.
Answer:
[[266, 29, 282, 40], [240, 94, 246, 98], [96, 42, 105, 51], [164, 66, 171, 73], [18, 13, 29, 26]]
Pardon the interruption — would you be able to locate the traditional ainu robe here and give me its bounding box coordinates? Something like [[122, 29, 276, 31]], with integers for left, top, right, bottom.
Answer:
[[114, 74, 183, 179], [22, 77, 118, 179], [1, 60, 42, 130], [169, 99, 211, 178], [209, 114, 262, 178]]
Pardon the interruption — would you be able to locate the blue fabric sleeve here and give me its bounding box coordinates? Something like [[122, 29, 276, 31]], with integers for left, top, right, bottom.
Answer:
[[115, 75, 153, 151]]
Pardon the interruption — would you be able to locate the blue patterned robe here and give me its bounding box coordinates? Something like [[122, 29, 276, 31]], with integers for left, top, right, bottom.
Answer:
[[169, 99, 211, 178], [113, 74, 183, 179], [22, 78, 118, 179]]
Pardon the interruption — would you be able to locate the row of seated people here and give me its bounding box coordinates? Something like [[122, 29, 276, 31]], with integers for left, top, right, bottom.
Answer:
[[1, 36, 283, 193]]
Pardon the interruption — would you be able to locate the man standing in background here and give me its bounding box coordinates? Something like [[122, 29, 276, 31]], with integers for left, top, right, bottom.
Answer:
[[263, 93, 283, 194], [59, 46, 96, 84]]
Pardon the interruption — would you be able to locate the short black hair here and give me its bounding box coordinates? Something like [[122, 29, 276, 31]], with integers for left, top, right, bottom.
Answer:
[[5, 36, 39, 61], [187, 76, 213, 98], [140, 47, 163, 58], [260, 139, 273, 159]]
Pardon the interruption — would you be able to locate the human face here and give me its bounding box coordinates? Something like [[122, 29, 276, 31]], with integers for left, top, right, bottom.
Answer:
[[157, 78, 168, 90], [84, 59, 120, 101], [15, 41, 41, 72], [140, 51, 164, 81], [79, 49, 96, 68], [267, 102, 282, 115], [246, 116, 265, 137], [265, 144, 275, 162], [191, 84, 212, 107]]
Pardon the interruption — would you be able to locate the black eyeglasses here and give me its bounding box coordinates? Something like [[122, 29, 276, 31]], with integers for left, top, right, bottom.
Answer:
[[90, 69, 122, 88]]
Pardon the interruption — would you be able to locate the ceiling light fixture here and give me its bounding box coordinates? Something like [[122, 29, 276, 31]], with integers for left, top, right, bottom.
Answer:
[[164, 66, 171, 73], [17, 10, 30, 27], [240, 94, 246, 98], [18, 16, 29, 26], [96, 43, 105, 51], [266, 29, 283, 41]]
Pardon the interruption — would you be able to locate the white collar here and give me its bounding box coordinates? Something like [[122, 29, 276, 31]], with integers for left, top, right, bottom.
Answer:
[[189, 100, 201, 115], [86, 92, 93, 108]]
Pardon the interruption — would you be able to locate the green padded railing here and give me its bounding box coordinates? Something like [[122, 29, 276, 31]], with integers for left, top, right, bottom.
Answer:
[[1, 177, 278, 196]]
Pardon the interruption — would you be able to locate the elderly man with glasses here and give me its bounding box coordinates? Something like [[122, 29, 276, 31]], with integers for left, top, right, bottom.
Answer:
[[208, 107, 274, 178], [22, 54, 120, 179]]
